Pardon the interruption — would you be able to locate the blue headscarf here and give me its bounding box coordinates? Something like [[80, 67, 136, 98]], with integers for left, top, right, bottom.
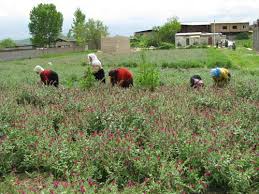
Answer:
[[210, 67, 221, 78]]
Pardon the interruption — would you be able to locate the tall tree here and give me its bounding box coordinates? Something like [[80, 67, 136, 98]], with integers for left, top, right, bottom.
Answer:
[[71, 8, 87, 46], [157, 17, 181, 43], [85, 18, 109, 49], [29, 3, 63, 47], [67, 29, 73, 38]]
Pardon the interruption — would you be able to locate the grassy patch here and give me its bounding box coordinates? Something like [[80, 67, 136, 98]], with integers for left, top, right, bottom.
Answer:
[[219, 47, 259, 73]]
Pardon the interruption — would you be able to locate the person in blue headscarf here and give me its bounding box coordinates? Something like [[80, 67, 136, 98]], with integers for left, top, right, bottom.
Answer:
[[210, 67, 231, 86]]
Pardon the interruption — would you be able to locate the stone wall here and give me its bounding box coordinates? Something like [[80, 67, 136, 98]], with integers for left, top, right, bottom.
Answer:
[[0, 47, 85, 61]]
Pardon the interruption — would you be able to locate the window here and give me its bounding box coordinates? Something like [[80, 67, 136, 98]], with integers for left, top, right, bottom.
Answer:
[[232, 26, 237, 29], [223, 26, 227, 30], [243, 25, 246, 29]]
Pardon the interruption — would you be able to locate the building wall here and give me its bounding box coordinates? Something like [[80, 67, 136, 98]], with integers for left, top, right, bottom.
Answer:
[[101, 36, 130, 54], [211, 23, 249, 33], [176, 36, 188, 47], [0, 47, 85, 62], [175, 34, 226, 48], [253, 26, 259, 51], [180, 25, 211, 33], [55, 41, 76, 48]]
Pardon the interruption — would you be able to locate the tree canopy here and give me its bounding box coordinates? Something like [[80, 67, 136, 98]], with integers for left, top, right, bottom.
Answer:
[[69, 8, 109, 48], [156, 17, 181, 43], [0, 38, 16, 48], [28, 3, 63, 47], [70, 8, 87, 46]]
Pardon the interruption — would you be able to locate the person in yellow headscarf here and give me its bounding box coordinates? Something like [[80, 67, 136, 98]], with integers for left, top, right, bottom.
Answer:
[[210, 67, 231, 86]]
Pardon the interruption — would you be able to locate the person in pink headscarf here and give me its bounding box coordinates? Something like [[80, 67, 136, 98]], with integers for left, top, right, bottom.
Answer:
[[190, 75, 204, 89]]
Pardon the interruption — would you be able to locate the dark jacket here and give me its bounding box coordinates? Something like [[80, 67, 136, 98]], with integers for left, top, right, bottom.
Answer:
[[40, 70, 59, 87], [93, 69, 105, 83]]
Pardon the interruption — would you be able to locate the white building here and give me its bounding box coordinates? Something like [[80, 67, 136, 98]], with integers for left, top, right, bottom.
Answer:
[[175, 32, 226, 48]]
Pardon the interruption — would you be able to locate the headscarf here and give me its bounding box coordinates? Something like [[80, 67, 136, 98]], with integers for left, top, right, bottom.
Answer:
[[87, 53, 102, 71], [34, 65, 44, 73], [193, 78, 204, 88], [210, 67, 221, 78]]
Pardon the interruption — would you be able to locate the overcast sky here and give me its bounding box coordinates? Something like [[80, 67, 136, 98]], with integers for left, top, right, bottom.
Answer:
[[0, 0, 258, 40]]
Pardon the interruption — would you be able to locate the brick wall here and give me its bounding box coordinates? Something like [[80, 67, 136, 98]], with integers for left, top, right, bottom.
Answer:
[[101, 36, 130, 54]]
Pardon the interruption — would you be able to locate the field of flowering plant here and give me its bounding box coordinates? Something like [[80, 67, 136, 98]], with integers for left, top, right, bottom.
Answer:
[[0, 49, 258, 193]]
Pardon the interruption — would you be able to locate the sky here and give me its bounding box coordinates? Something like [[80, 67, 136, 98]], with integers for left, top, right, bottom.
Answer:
[[0, 0, 258, 40]]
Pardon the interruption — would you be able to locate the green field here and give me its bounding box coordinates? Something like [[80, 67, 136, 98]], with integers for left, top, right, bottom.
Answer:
[[0, 49, 258, 193]]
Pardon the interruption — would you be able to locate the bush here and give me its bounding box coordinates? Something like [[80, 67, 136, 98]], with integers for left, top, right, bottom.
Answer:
[[136, 52, 160, 91], [236, 32, 250, 40], [159, 42, 175, 49], [16, 90, 44, 107], [65, 74, 79, 88], [236, 39, 252, 48], [0, 38, 16, 49], [131, 35, 160, 48], [79, 67, 96, 89]]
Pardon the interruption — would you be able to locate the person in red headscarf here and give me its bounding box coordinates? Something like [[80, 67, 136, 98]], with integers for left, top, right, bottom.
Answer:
[[108, 67, 133, 88], [34, 65, 59, 87]]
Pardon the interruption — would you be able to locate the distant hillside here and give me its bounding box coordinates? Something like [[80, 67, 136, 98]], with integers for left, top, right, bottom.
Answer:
[[15, 38, 32, 46]]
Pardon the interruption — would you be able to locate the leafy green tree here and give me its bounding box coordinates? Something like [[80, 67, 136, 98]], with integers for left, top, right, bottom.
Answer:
[[67, 29, 73, 38], [71, 8, 87, 46], [28, 3, 63, 47], [236, 32, 250, 40], [85, 18, 109, 49], [131, 17, 180, 48], [156, 17, 181, 43], [0, 38, 16, 48]]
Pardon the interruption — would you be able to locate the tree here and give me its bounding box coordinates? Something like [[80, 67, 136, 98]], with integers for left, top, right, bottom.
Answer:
[[157, 17, 181, 43], [28, 3, 63, 47], [236, 32, 250, 40], [0, 38, 16, 48], [67, 29, 73, 38], [85, 18, 109, 49], [71, 8, 87, 46]]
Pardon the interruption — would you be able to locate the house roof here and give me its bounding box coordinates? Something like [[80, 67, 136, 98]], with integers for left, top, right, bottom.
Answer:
[[176, 32, 202, 36], [213, 21, 249, 24], [135, 29, 153, 33], [56, 35, 76, 42], [181, 22, 210, 26], [176, 32, 222, 36]]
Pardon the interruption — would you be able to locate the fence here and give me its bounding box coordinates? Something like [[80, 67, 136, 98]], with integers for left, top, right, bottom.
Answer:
[[0, 47, 85, 62]]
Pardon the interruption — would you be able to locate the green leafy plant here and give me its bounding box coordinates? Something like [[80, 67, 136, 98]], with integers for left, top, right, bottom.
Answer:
[[136, 52, 160, 91], [79, 67, 96, 89]]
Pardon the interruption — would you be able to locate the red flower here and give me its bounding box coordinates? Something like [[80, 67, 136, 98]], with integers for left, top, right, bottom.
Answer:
[[204, 171, 212, 177], [88, 178, 95, 187], [80, 185, 86, 193], [53, 181, 59, 188]]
